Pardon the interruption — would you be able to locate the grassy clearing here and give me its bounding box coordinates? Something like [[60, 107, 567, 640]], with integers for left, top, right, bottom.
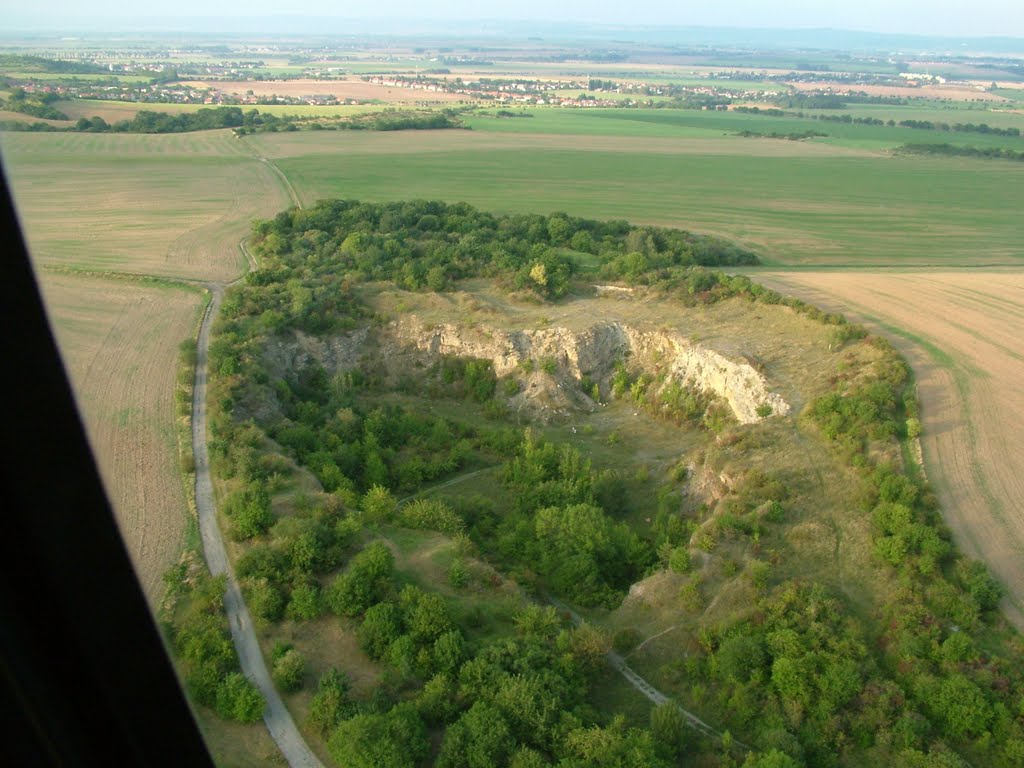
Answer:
[[256, 129, 1024, 267]]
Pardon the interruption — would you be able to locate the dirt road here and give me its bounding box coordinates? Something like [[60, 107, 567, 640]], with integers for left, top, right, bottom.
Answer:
[[193, 284, 325, 768]]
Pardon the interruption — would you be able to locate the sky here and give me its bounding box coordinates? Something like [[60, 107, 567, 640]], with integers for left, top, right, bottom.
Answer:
[[5, 1, 1024, 38]]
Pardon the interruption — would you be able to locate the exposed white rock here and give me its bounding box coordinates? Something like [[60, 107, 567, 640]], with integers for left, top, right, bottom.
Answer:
[[398, 318, 789, 424], [260, 317, 789, 426]]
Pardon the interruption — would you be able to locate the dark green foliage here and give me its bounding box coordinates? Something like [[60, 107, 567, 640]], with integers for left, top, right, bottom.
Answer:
[[398, 498, 464, 534], [897, 143, 1024, 161], [244, 200, 756, 307], [560, 716, 670, 767], [612, 628, 643, 654], [448, 558, 469, 588], [650, 703, 687, 760], [956, 559, 1003, 612], [716, 635, 767, 683], [742, 750, 801, 768], [308, 668, 352, 736], [272, 648, 306, 693], [437, 701, 516, 768], [326, 542, 395, 617], [359, 602, 404, 659], [168, 571, 261, 723], [214, 672, 265, 723], [533, 503, 647, 607], [286, 582, 323, 621], [494, 430, 654, 606], [224, 483, 273, 539], [2, 88, 68, 120], [245, 577, 286, 622], [433, 357, 498, 402], [327, 704, 429, 768]]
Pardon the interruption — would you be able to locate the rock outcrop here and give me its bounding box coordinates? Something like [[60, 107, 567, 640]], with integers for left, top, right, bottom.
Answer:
[[260, 318, 790, 425], [396, 318, 789, 424]]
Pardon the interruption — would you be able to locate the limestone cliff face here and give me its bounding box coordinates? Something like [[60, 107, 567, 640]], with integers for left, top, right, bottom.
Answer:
[[260, 318, 789, 425], [397, 318, 789, 424], [621, 327, 790, 424], [262, 327, 370, 378]]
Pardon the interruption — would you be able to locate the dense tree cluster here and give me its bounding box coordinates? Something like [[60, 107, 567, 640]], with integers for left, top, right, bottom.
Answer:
[[244, 200, 757, 311], [897, 143, 1024, 161], [0, 88, 68, 120]]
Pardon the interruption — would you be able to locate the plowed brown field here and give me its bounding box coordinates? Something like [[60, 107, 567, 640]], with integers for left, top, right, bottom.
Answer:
[[39, 273, 205, 601], [757, 270, 1024, 630], [182, 77, 467, 103]]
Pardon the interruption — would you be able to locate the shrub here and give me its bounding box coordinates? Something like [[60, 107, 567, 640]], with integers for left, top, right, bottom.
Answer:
[[668, 546, 691, 574], [448, 558, 469, 588], [272, 648, 306, 693], [286, 583, 323, 621], [307, 668, 351, 735], [215, 672, 264, 723]]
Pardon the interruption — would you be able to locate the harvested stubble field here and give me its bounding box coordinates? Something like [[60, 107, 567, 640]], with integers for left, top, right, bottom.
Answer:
[[181, 77, 469, 104], [756, 270, 1024, 630], [2, 129, 290, 604], [2, 131, 290, 282], [39, 272, 205, 601]]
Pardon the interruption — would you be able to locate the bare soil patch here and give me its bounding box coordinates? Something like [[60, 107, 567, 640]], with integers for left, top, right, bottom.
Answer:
[[756, 270, 1024, 630], [39, 272, 205, 603], [787, 80, 1008, 102], [183, 77, 468, 104]]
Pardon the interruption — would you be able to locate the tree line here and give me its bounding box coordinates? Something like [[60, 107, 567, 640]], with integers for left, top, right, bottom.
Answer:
[[0, 104, 466, 135]]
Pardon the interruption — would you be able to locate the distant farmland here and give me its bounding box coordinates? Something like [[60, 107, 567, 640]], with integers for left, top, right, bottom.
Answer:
[[247, 120, 1024, 267]]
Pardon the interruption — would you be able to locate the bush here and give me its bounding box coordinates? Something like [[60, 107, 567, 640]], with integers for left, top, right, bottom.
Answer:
[[286, 583, 323, 621], [225, 484, 274, 539], [326, 542, 395, 617], [327, 704, 428, 768], [272, 648, 306, 692], [668, 546, 691, 574], [215, 672, 265, 723], [448, 558, 469, 588], [308, 668, 351, 736], [246, 577, 286, 622]]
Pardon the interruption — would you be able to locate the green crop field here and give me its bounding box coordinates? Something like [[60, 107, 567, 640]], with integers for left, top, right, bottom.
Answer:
[[247, 123, 1024, 267], [465, 107, 1024, 150]]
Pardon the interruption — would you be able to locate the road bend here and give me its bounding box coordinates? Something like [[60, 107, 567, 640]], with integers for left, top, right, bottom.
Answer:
[[192, 283, 324, 768]]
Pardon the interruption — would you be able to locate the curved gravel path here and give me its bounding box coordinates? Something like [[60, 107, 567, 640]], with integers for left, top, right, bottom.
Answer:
[[192, 283, 325, 768], [546, 595, 748, 751]]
